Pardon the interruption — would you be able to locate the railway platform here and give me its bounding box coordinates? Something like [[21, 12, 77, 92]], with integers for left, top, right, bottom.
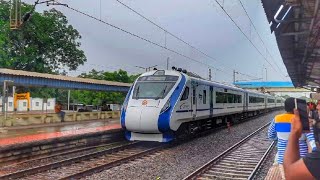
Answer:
[[0, 118, 122, 165], [0, 118, 121, 147]]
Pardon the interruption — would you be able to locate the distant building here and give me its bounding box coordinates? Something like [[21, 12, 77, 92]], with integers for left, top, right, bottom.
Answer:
[[0, 96, 55, 112]]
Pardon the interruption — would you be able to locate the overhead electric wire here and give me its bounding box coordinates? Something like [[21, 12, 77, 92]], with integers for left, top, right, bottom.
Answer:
[[214, 0, 282, 78], [114, 0, 258, 80], [60, 4, 243, 79], [237, 0, 287, 78]]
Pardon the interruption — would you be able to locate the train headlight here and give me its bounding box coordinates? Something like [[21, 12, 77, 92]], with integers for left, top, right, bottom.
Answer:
[[160, 99, 171, 114]]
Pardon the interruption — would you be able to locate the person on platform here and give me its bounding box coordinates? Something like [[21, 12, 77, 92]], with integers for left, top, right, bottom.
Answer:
[[308, 102, 317, 119], [267, 97, 316, 179], [284, 109, 320, 180], [55, 101, 65, 122]]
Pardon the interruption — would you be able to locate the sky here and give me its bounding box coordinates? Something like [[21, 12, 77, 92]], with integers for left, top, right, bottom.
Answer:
[[23, 0, 291, 83]]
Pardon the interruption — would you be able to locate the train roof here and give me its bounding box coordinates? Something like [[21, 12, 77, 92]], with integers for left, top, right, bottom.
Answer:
[[138, 70, 277, 98], [186, 73, 272, 97]]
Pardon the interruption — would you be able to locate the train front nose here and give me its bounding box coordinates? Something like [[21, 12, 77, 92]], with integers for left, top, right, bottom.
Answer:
[[125, 106, 161, 133]]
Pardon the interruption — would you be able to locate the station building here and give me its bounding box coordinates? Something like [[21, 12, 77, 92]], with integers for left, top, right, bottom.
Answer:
[[0, 96, 56, 112]]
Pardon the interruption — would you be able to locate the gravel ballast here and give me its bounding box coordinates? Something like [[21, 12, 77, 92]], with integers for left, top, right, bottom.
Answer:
[[253, 145, 277, 179], [85, 111, 283, 180]]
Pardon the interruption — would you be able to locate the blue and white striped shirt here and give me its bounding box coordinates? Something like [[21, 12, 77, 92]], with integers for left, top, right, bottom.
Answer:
[[268, 113, 316, 164]]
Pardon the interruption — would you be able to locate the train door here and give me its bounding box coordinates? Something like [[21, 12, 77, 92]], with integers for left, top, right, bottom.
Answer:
[[192, 86, 197, 119], [244, 93, 248, 112], [209, 86, 213, 118], [264, 97, 267, 109]]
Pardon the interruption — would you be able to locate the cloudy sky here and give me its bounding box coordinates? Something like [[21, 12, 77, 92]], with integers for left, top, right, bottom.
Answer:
[[24, 0, 291, 83]]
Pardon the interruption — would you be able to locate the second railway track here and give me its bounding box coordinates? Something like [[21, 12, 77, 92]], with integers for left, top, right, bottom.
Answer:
[[184, 123, 275, 180], [0, 141, 165, 180]]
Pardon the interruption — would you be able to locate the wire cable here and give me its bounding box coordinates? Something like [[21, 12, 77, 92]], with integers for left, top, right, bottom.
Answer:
[[237, 0, 287, 78], [114, 0, 258, 80], [61, 4, 242, 79], [214, 0, 282, 78]]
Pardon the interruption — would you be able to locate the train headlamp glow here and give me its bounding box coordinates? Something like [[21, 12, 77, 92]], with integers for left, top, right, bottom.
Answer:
[[160, 99, 170, 113]]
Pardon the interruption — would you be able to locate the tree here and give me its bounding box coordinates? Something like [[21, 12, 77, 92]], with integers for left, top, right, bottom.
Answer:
[[0, 1, 86, 73], [71, 69, 139, 105]]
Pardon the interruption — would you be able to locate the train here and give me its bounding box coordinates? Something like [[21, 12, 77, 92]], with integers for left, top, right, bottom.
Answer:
[[120, 69, 284, 142]]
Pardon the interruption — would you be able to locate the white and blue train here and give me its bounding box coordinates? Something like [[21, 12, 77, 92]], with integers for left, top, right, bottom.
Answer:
[[121, 69, 283, 142]]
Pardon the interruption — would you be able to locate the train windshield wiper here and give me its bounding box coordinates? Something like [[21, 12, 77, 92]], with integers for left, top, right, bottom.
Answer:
[[155, 85, 167, 100], [135, 86, 140, 99]]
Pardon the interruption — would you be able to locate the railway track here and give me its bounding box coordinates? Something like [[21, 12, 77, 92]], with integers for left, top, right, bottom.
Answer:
[[184, 123, 275, 180], [0, 141, 165, 180], [0, 130, 124, 166], [0, 141, 129, 176]]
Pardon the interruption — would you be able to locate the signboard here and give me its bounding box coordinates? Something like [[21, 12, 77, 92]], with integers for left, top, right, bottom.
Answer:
[[16, 93, 29, 100], [14, 92, 30, 111]]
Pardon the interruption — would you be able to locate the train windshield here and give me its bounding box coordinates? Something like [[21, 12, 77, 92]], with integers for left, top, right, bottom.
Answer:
[[133, 75, 179, 99]]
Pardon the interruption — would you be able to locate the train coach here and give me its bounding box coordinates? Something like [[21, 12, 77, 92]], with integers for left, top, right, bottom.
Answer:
[[121, 69, 284, 142]]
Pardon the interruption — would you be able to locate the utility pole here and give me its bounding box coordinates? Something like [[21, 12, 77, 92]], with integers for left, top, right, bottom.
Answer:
[[166, 57, 170, 70], [12, 86, 15, 112], [265, 68, 268, 82], [2, 80, 14, 119], [233, 70, 239, 84], [209, 69, 212, 81], [67, 90, 70, 111], [10, 0, 22, 29], [2, 81, 6, 114]]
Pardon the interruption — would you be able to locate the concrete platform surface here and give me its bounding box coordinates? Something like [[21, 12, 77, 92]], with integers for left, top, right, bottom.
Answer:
[[0, 119, 121, 147]]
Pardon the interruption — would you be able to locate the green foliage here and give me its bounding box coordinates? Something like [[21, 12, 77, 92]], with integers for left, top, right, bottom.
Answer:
[[79, 69, 139, 83], [26, 69, 138, 105], [0, 1, 136, 105], [72, 69, 139, 105], [0, 1, 86, 73]]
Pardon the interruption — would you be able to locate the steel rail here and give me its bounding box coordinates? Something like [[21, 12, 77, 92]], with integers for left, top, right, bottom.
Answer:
[[0, 141, 138, 179], [183, 122, 271, 180], [248, 141, 276, 180], [59, 144, 167, 180]]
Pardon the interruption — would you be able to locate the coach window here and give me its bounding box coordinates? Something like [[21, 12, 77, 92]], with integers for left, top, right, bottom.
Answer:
[[235, 95, 239, 103], [216, 92, 224, 103], [268, 98, 275, 103], [258, 97, 265, 103], [227, 93, 234, 103], [203, 90, 207, 104], [181, 87, 189, 101]]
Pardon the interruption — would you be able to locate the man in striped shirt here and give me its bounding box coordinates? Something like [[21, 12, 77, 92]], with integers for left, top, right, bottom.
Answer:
[[267, 98, 316, 179]]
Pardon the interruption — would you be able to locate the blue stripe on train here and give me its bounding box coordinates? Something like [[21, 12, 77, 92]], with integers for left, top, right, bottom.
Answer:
[[158, 74, 186, 133], [162, 132, 174, 142], [125, 130, 131, 140]]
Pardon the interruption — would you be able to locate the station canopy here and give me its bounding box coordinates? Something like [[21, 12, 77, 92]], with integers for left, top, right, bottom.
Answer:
[[261, 0, 320, 87]]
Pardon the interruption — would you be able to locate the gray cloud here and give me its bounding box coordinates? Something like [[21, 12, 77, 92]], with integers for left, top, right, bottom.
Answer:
[[25, 0, 290, 83]]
